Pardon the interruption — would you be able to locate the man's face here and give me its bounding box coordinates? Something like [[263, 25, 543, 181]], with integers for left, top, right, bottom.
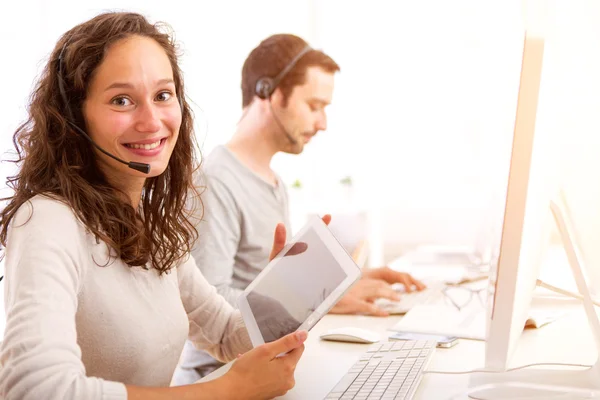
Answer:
[[273, 66, 335, 154]]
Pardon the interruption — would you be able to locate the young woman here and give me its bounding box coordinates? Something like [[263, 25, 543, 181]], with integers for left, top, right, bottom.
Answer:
[[0, 12, 306, 400]]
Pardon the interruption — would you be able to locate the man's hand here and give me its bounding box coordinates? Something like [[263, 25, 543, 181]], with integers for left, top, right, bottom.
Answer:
[[329, 278, 402, 317], [362, 267, 426, 292], [329, 268, 426, 317]]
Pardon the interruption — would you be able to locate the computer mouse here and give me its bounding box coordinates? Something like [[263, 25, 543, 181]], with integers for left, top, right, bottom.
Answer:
[[319, 327, 381, 344]]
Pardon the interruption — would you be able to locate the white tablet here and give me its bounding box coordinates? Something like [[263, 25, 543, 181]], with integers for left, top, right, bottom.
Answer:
[[237, 215, 362, 347]]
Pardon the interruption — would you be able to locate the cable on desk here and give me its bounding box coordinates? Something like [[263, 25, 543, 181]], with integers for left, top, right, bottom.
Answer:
[[425, 361, 592, 375], [430, 280, 599, 397]]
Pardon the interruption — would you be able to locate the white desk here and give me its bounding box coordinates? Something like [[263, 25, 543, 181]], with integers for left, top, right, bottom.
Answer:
[[201, 297, 594, 399], [201, 249, 596, 399]]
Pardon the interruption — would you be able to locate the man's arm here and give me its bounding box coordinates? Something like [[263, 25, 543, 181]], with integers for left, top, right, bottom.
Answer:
[[190, 174, 244, 306]]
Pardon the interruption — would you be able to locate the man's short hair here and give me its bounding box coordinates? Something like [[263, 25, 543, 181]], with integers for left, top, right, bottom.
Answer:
[[241, 34, 340, 108]]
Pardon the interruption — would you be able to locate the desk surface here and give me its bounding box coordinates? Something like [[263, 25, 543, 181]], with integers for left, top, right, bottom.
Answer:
[[201, 254, 596, 399], [202, 299, 594, 399]]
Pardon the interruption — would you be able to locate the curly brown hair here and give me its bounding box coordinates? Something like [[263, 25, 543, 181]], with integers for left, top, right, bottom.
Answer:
[[0, 12, 201, 274]]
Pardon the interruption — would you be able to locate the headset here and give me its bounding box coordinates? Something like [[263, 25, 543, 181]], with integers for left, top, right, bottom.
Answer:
[[255, 45, 312, 100], [57, 40, 184, 174], [253, 45, 312, 145]]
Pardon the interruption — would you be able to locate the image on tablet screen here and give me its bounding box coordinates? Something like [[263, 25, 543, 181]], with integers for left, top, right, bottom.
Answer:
[[247, 227, 347, 342]]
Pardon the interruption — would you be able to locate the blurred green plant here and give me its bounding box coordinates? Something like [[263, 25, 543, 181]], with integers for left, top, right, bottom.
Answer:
[[339, 176, 353, 186]]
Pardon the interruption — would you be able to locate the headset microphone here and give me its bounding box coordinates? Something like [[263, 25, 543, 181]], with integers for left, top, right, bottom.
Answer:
[[65, 120, 151, 174], [268, 101, 297, 145], [57, 42, 151, 174]]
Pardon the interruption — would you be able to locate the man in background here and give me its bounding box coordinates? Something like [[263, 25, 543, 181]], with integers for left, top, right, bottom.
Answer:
[[173, 34, 425, 385]]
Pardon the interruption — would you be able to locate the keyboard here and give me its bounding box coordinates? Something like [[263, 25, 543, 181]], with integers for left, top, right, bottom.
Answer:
[[323, 339, 436, 400], [375, 283, 446, 315]]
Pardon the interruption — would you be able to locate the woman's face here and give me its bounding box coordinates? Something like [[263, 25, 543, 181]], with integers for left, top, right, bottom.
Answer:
[[83, 35, 181, 185]]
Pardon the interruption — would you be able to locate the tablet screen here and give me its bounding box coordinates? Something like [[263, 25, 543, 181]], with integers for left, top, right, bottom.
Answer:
[[246, 226, 348, 343]]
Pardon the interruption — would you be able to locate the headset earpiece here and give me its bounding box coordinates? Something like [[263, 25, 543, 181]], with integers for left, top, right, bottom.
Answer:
[[254, 45, 311, 100], [57, 43, 76, 121], [255, 77, 274, 100]]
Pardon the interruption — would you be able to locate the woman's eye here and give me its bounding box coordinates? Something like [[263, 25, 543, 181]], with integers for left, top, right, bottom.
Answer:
[[111, 97, 132, 107], [156, 91, 173, 102]]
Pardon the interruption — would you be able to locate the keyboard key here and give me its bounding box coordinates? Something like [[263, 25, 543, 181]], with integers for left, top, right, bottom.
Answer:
[[391, 341, 405, 350], [330, 372, 359, 393], [380, 343, 394, 351], [403, 341, 415, 349], [395, 350, 409, 359], [409, 350, 422, 357], [367, 344, 382, 353]]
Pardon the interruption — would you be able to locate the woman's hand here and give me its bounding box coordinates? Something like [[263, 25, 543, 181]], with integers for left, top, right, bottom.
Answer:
[[220, 330, 308, 399]]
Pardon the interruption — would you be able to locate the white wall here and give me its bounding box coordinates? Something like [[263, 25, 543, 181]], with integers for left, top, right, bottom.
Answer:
[[286, 1, 600, 267], [295, 0, 527, 263], [547, 1, 600, 289]]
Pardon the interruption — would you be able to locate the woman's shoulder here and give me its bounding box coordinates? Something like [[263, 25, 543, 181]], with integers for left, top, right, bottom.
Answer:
[[12, 194, 86, 237]]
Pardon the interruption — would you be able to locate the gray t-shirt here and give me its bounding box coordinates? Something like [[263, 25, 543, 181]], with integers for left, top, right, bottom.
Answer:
[[173, 145, 291, 383]]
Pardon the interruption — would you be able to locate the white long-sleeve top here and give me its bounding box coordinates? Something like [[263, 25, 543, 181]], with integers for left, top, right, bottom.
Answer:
[[0, 195, 251, 399]]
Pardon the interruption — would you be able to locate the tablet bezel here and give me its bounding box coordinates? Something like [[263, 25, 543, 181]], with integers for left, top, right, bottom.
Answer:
[[237, 215, 362, 348]]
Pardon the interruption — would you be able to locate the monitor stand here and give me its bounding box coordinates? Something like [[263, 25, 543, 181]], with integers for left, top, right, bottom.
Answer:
[[466, 193, 600, 399]]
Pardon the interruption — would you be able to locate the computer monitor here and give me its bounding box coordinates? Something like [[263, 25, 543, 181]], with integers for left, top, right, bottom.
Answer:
[[468, 31, 600, 399], [483, 31, 550, 372]]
